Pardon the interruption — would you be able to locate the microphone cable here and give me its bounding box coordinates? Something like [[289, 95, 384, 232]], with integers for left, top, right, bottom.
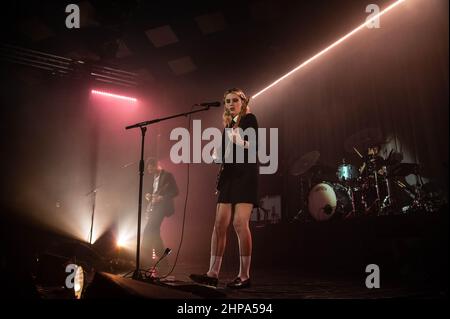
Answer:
[[156, 104, 196, 280]]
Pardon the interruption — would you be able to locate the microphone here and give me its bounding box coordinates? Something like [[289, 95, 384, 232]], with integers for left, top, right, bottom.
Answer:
[[162, 248, 172, 256], [194, 101, 221, 107]]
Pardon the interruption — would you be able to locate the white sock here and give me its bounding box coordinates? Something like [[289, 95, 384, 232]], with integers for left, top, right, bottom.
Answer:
[[238, 256, 251, 280], [207, 256, 222, 278]]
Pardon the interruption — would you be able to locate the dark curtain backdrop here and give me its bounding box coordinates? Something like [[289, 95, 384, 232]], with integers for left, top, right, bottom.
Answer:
[[0, 0, 448, 265], [252, 0, 448, 219]]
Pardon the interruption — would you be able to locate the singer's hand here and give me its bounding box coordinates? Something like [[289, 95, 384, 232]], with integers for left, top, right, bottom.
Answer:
[[212, 148, 222, 163], [228, 128, 247, 148]]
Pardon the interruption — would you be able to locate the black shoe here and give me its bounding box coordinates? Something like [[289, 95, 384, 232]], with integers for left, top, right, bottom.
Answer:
[[226, 277, 251, 289], [189, 273, 218, 287]]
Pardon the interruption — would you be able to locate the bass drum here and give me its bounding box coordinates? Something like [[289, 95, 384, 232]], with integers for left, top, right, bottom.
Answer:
[[308, 182, 352, 221]]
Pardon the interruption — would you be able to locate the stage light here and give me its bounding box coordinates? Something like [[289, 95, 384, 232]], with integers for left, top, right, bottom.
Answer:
[[117, 236, 127, 248], [116, 232, 134, 250], [74, 265, 84, 299], [91, 89, 137, 102], [252, 0, 407, 99], [115, 218, 139, 252]]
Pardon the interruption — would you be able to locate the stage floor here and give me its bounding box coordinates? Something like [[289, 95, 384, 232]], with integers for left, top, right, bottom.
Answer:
[[158, 264, 447, 299], [36, 263, 447, 299]]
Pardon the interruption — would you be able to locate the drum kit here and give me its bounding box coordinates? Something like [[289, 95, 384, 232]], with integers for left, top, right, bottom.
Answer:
[[291, 129, 445, 222]]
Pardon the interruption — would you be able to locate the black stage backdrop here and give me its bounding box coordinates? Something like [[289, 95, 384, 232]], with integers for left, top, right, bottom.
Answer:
[[252, 0, 449, 219], [0, 0, 448, 267]]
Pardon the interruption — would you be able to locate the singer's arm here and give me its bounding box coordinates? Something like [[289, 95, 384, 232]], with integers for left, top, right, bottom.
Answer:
[[229, 113, 258, 149], [229, 129, 249, 149]]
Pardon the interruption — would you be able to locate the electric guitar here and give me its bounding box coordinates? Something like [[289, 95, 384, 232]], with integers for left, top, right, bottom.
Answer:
[[215, 114, 236, 194], [215, 165, 225, 195], [145, 193, 162, 218], [146, 194, 155, 213]]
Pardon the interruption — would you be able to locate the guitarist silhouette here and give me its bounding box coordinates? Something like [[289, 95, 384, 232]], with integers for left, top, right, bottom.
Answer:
[[141, 158, 179, 272]]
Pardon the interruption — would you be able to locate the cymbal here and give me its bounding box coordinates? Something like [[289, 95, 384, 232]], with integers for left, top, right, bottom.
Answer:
[[344, 128, 387, 153], [385, 150, 404, 166], [290, 151, 320, 176], [386, 163, 420, 177]]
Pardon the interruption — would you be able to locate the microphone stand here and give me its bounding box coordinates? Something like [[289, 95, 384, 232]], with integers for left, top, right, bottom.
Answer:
[[145, 248, 172, 281], [86, 186, 100, 245], [125, 105, 217, 281]]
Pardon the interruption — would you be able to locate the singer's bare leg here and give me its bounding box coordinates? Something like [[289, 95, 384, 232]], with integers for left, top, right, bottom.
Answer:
[[233, 203, 253, 281], [233, 203, 253, 256], [210, 203, 232, 258], [190, 204, 232, 285]]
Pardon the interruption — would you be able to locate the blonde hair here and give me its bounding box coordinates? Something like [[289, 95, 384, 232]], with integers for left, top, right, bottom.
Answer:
[[222, 88, 250, 128]]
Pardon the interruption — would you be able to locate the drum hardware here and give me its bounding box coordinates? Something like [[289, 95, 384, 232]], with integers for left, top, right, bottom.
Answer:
[[290, 151, 319, 219], [292, 209, 302, 220], [291, 129, 442, 221], [345, 131, 386, 215], [298, 176, 311, 217], [394, 179, 421, 214], [394, 179, 416, 200], [363, 147, 391, 215], [378, 166, 393, 215], [382, 163, 426, 214], [380, 163, 423, 214], [385, 149, 404, 166], [353, 146, 364, 159], [348, 186, 358, 218], [372, 170, 381, 213]]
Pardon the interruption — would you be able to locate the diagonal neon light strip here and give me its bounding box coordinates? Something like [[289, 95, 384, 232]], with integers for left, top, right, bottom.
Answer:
[[252, 0, 407, 99], [91, 89, 137, 102]]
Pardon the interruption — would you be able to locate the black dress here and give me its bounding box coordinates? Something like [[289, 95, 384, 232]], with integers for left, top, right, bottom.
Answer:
[[217, 113, 259, 206]]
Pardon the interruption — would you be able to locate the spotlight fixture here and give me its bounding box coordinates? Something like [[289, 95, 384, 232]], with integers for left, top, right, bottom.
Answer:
[[74, 265, 85, 299]]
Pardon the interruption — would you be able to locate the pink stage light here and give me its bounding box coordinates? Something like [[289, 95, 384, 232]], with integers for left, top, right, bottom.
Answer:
[[91, 89, 137, 102], [252, 0, 407, 99]]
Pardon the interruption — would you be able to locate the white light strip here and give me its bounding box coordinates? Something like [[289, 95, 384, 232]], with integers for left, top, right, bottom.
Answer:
[[91, 89, 137, 102], [252, 0, 407, 99]]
